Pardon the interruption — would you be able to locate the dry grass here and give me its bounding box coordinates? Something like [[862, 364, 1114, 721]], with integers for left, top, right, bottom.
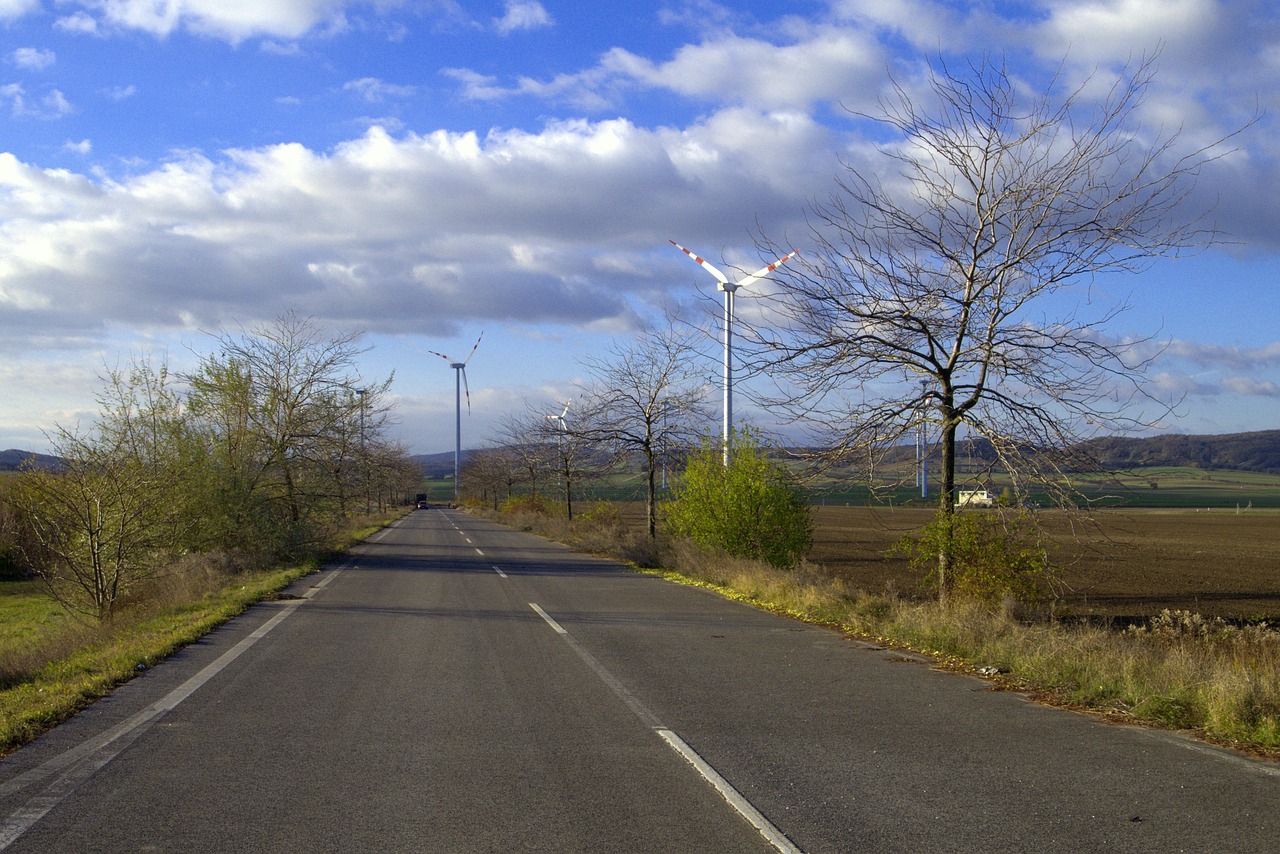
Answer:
[[479, 503, 1280, 757], [0, 509, 409, 758]]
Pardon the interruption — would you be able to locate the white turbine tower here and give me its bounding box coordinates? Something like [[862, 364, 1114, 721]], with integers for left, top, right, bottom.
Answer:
[[546, 398, 571, 482], [430, 333, 482, 503], [671, 241, 800, 465]]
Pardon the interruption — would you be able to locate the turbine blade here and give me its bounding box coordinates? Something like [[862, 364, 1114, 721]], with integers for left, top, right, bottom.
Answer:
[[461, 367, 472, 413], [670, 240, 729, 284], [463, 332, 483, 366], [428, 350, 453, 362], [560, 399, 571, 418], [736, 249, 800, 288]]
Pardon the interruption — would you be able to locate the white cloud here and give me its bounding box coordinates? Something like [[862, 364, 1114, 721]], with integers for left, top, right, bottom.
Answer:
[[57, 0, 390, 42], [1036, 0, 1222, 64], [55, 12, 100, 34], [1222, 376, 1280, 396], [343, 77, 416, 102], [449, 26, 886, 113], [105, 84, 138, 101], [0, 0, 39, 21], [1166, 339, 1280, 371], [11, 48, 56, 71], [63, 139, 93, 155], [493, 0, 552, 35], [0, 113, 833, 353], [0, 84, 74, 119], [610, 27, 885, 110]]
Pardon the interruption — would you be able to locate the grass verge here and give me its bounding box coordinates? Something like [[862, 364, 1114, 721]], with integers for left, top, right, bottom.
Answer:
[[474, 503, 1280, 759], [0, 509, 406, 758]]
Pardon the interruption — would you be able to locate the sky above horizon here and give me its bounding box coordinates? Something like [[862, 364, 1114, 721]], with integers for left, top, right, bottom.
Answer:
[[1, 0, 1277, 456]]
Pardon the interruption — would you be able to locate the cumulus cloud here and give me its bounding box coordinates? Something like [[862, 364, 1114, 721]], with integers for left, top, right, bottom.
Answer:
[[493, 0, 552, 35], [0, 113, 834, 353], [11, 48, 56, 71], [449, 25, 886, 113], [55, 12, 100, 34], [51, 0, 380, 42], [1222, 376, 1280, 396], [343, 77, 416, 102], [0, 0, 39, 21], [1166, 339, 1280, 371], [1035, 0, 1222, 66], [0, 84, 74, 119]]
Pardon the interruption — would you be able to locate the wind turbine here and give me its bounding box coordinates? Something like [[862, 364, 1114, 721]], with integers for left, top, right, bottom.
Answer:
[[545, 399, 571, 439], [545, 399, 571, 489], [430, 333, 482, 503], [671, 240, 800, 465]]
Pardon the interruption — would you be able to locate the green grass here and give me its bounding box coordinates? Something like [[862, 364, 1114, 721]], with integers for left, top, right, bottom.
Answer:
[[0, 508, 409, 758], [0, 564, 315, 756]]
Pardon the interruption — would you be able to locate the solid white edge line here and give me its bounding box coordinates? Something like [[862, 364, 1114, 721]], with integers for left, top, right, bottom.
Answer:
[[528, 602, 801, 853], [0, 563, 347, 849], [656, 729, 802, 854]]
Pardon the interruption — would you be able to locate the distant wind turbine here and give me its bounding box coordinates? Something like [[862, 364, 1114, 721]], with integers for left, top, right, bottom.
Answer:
[[430, 333, 483, 502], [671, 241, 800, 465], [545, 399, 571, 438]]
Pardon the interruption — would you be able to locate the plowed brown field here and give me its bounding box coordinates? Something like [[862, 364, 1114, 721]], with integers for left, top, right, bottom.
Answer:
[[809, 506, 1280, 620]]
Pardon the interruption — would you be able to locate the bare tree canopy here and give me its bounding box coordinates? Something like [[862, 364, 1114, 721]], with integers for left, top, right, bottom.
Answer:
[[755, 55, 1240, 491], [573, 323, 711, 537], [749, 55, 1245, 599]]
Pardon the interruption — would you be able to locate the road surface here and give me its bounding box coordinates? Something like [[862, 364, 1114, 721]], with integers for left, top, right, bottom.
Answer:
[[1, 508, 1276, 852]]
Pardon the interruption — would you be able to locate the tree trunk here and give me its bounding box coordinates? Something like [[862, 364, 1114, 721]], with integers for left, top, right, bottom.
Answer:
[[936, 412, 958, 605]]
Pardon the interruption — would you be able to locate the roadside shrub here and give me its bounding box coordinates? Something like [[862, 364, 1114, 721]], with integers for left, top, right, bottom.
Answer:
[[893, 510, 1059, 608], [500, 495, 549, 515], [665, 428, 812, 568]]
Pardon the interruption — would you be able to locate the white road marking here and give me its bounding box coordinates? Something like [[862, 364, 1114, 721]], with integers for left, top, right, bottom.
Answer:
[[493, 566, 508, 578], [529, 602, 567, 634], [527, 602, 801, 854], [0, 562, 349, 850]]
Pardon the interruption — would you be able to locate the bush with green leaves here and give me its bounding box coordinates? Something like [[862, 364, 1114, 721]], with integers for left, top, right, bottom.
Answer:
[[665, 428, 812, 568], [894, 510, 1058, 607]]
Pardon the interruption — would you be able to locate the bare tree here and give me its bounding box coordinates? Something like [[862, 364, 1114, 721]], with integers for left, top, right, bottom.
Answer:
[[751, 55, 1240, 600], [491, 411, 553, 501], [573, 324, 711, 537], [184, 312, 396, 553], [459, 445, 521, 510]]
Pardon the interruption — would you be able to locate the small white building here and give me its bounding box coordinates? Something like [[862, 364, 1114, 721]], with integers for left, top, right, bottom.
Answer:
[[956, 489, 995, 508]]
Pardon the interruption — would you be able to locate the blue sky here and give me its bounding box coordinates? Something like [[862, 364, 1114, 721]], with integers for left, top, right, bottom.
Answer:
[[1, 0, 1277, 455]]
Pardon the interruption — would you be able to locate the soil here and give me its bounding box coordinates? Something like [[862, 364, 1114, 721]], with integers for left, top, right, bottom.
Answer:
[[807, 505, 1280, 621]]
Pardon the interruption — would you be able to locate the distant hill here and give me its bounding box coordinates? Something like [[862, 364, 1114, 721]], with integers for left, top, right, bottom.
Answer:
[[411, 451, 470, 479], [9, 430, 1280, 478], [1081, 430, 1280, 475], [0, 449, 63, 472]]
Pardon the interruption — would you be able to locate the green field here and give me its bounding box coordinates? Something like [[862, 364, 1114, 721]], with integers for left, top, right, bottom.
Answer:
[[433, 462, 1280, 510], [804, 465, 1280, 509]]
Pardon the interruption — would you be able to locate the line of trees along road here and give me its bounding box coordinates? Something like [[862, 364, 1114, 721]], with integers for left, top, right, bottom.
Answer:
[[6, 313, 420, 622]]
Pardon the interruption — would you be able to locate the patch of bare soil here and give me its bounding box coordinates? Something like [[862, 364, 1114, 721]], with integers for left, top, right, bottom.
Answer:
[[808, 505, 1280, 620]]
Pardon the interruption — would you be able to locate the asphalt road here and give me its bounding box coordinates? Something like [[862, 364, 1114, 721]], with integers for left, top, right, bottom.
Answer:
[[1, 508, 1277, 852]]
